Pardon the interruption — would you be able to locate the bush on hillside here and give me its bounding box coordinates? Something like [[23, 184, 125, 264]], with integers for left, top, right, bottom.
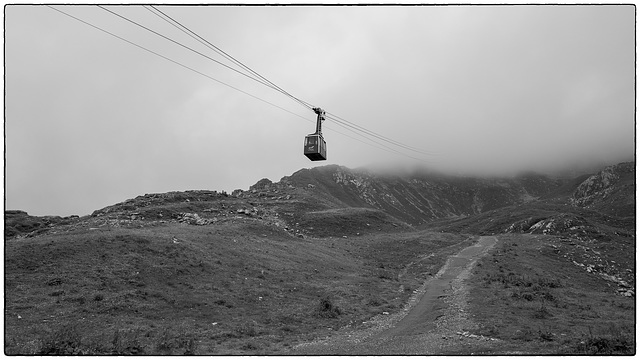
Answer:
[[315, 295, 341, 318]]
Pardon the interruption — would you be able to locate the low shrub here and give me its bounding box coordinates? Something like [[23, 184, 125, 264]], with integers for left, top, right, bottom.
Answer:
[[315, 295, 341, 318], [538, 328, 555, 342], [37, 324, 83, 355], [236, 321, 259, 337], [49, 290, 65, 297], [111, 328, 144, 355], [46, 278, 63, 286], [154, 327, 198, 354], [240, 340, 260, 350], [531, 301, 553, 319], [366, 295, 385, 307], [574, 325, 635, 355], [484, 272, 562, 289]]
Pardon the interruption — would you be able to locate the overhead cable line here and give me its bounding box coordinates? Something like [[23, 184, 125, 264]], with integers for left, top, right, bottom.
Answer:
[[46, 5, 310, 122], [49, 5, 439, 162], [325, 116, 432, 162], [96, 5, 288, 98], [46, 5, 395, 156], [326, 112, 440, 156], [145, 5, 314, 111], [100, 5, 438, 158], [141, 6, 438, 157]]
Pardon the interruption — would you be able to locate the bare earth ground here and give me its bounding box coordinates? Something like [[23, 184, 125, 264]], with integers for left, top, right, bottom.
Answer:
[[288, 236, 501, 355]]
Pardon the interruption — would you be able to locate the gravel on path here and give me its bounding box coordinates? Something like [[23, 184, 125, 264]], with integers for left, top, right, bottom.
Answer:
[[288, 236, 501, 355]]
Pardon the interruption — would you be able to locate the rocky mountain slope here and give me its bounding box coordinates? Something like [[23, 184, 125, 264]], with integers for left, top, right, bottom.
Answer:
[[423, 162, 636, 301], [278, 165, 564, 226], [6, 162, 633, 240], [570, 162, 635, 217], [4, 161, 635, 355]]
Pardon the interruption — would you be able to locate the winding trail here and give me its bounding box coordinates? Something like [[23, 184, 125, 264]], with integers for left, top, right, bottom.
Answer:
[[289, 236, 499, 355]]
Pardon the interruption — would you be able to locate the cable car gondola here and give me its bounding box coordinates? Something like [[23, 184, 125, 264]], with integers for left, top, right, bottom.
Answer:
[[304, 107, 327, 161]]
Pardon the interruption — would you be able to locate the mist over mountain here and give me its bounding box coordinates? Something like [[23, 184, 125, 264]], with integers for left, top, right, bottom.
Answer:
[[5, 4, 635, 354], [277, 164, 563, 226], [6, 161, 634, 240]]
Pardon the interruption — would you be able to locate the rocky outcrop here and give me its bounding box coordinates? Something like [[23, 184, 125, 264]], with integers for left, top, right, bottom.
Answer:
[[505, 213, 597, 238], [176, 212, 213, 226], [572, 165, 621, 206], [569, 162, 635, 217], [250, 178, 273, 192], [5, 211, 80, 239]]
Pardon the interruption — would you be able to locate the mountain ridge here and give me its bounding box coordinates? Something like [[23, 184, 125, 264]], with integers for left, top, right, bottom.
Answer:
[[4, 161, 635, 355], [5, 161, 634, 239]]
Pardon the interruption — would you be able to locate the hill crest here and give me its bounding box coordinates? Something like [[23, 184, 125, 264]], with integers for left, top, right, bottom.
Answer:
[[5, 161, 634, 239]]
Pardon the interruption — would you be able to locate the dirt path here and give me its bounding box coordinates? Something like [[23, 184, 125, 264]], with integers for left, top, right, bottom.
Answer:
[[288, 236, 501, 355]]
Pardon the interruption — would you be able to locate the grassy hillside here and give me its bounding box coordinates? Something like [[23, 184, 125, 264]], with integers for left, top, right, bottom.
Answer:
[[5, 217, 472, 355], [423, 198, 634, 237], [5, 161, 634, 355], [465, 233, 635, 355]]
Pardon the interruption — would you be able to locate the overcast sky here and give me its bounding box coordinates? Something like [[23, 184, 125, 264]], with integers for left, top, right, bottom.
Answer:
[[5, 5, 635, 216]]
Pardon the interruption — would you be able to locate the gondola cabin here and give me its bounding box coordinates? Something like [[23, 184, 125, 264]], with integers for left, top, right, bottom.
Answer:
[[304, 107, 327, 161], [304, 133, 326, 161]]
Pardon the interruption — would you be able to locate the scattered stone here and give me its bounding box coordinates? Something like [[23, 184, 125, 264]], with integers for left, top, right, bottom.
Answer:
[[176, 212, 212, 226], [617, 289, 635, 297], [231, 189, 244, 197]]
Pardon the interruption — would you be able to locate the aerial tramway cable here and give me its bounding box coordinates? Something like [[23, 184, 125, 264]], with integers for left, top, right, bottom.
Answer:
[[96, 5, 287, 97], [145, 5, 314, 112], [46, 6, 388, 143], [46, 5, 403, 159], [46, 5, 310, 122], [136, 6, 439, 159], [326, 113, 440, 156], [98, 5, 436, 159], [48, 5, 439, 162]]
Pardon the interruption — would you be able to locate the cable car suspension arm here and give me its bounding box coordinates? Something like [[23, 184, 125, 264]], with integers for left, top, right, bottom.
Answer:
[[313, 107, 325, 135]]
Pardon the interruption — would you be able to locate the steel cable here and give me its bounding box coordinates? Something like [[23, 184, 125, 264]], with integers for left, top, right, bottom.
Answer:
[[48, 5, 440, 162]]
